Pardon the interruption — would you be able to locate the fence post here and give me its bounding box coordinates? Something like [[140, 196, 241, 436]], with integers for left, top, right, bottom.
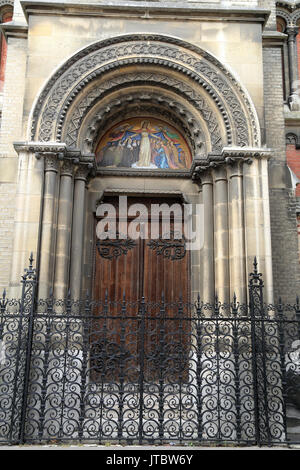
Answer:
[[18, 254, 37, 444], [248, 257, 264, 446]]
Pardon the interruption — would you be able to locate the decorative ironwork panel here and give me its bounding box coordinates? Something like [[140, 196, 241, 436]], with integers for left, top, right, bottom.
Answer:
[[147, 231, 186, 260], [0, 259, 300, 446]]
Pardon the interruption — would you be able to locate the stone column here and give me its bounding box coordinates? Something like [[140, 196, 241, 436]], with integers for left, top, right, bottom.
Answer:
[[212, 166, 230, 305], [38, 154, 60, 299], [53, 160, 74, 300], [260, 156, 274, 304], [69, 165, 90, 301], [200, 171, 214, 304], [227, 160, 247, 305], [286, 26, 300, 111], [10, 145, 44, 297], [243, 154, 273, 303]]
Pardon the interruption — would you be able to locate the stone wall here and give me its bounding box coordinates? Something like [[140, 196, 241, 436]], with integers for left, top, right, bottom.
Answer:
[[0, 34, 27, 290]]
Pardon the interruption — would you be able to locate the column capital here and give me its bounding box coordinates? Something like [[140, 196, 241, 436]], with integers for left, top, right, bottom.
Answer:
[[60, 159, 75, 177], [45, 155, 60, 173], [74, 164, 93, 181], [212, 165, 227, 183], [286, 26, 299, 42]]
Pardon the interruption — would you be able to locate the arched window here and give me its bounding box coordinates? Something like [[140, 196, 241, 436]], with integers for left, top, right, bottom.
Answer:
[[276, 17, 288, 102], [0, 5, 13, 92]]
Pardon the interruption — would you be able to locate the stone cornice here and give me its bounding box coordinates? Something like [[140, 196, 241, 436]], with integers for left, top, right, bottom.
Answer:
[[222, 146, 272, 160], [14, 141, 67, 155], [13, 141, 96, 171], [191, 147, 272, 180], [0, 22, 28, 40], [262, 31, 287, 47], [20, 0, 270, 24]]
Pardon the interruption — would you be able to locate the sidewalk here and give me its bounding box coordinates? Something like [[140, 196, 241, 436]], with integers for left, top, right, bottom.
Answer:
[[0, 444, 299, 450]]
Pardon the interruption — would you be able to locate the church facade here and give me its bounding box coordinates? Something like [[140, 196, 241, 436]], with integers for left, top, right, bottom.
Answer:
[[0, 0, 300, 445]]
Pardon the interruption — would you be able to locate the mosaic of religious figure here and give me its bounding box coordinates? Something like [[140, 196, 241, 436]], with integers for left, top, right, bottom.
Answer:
[[95, 118, 192, 170]]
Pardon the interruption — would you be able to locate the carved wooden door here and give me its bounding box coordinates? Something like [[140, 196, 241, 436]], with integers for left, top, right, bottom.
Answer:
[[93, 197, 190, 303], [92, 196, 190, 382]]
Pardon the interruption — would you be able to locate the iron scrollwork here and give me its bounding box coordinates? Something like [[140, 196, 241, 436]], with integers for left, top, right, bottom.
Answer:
[[147, 231, 186, 260], [96, 232, 137, 260]]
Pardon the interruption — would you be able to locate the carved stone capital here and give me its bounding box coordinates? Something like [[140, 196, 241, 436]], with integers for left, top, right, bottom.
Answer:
[[60, 159, 75, 177], [45, 155, 60, 173], [286, 26, 299, 42], [74, 164, 92, 182]]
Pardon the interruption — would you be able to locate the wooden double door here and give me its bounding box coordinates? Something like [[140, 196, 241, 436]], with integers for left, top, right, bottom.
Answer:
[[93, 197, 190, 304], [92, 196, 190, 382]]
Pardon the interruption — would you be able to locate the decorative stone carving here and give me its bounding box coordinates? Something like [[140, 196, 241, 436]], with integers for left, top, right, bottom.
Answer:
[[60, 160, 75, 178], [191, 147, 272, 180], [69, 87, 209, 154], [62, 70, 226, 152], [44, 155, 60, 173], [74, 164, 92, 181], [30, 35, 260, 150]]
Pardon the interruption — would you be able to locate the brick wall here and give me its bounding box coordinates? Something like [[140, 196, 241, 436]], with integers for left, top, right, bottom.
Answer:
[[287, 144, 300, 196], [263, 44, 300, 299]]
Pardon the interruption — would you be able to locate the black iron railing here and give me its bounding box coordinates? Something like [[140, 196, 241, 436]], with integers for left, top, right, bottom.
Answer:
[[0, 257, 300, 445]]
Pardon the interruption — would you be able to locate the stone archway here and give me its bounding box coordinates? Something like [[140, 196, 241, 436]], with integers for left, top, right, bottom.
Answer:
[[11, 34, 273, 304]]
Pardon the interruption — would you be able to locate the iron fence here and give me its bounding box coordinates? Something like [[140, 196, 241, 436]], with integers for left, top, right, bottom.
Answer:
[[0, 257, 300, 445]]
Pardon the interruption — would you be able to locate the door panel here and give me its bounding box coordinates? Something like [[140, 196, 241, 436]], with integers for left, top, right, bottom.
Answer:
[[92, 196, 190, 382], [93, 196, 190, 303]]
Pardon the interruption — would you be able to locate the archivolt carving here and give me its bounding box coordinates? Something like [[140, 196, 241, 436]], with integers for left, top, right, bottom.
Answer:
[[276, 4, 300, 25], [30, 35, 260, 149], [0, 1, 14, 7], [81, 101, 200, 156], [276, 7, 293, 26], [64, 73, 221, 152]]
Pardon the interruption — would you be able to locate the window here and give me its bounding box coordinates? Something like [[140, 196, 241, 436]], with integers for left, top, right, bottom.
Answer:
[[0, 5, 13, 92]]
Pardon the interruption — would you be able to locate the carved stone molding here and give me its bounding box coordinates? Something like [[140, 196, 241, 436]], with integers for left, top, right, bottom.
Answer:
[[13, 141, 67, 156], [191, 147, 272, 180], [68, 85, 210, 154], [30, 35, 260, 149], [62, 69, 228, 152], [276, 4, 300, 26]]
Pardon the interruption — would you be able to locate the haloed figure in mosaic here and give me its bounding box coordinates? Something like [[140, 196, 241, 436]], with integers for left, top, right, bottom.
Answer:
[[95, 117, 192, 170]]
